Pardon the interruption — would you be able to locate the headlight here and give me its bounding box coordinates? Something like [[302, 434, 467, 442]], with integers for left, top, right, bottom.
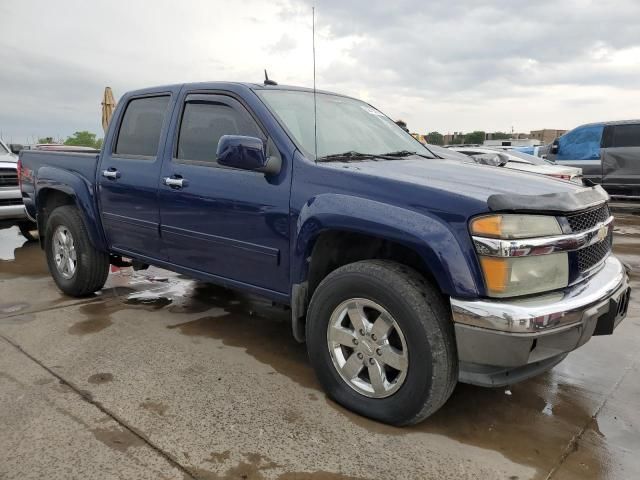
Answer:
[[471, 214, 562, 239], [471, 214, 568, 297], [479, 253, 568, 297]]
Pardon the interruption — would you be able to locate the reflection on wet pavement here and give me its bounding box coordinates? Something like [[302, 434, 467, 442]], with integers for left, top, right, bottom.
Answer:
[[0, 227, 49, 277], [1, 208, 639, 479]]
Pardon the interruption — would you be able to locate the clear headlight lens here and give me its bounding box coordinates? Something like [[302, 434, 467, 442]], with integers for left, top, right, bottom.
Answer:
[[479, 253, 569, 297], [471, 214, 562, 239], [471, 214, 568, 297]]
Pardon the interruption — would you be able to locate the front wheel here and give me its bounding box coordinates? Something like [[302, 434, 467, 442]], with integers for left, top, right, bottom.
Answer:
[[44, 205, 110, 296], [306, 260, 458, 426]]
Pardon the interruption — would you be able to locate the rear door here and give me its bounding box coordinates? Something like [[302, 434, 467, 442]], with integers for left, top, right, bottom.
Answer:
[[158, 92, 291, 295], [554, 124, 604, 184], [602, 123, 640, 197], [98, 92, 175, 259]]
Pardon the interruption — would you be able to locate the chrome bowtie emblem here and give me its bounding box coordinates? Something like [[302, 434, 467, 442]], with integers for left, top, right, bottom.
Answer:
[[597, 225, 608, 242]]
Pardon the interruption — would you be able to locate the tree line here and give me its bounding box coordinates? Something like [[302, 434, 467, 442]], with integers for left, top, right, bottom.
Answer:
[[422, 131, 512, 145], [38, 131, 103, 149]]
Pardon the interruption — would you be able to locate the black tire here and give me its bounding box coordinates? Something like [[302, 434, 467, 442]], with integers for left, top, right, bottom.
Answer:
[[18, 222, 39, 242], [306, 260, 457, 426], [44, 205, 109, 297]]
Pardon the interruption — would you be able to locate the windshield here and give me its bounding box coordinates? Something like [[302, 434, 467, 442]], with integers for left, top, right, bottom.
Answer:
[[0, 140, 9, 154], [256, 89, 436, 160]]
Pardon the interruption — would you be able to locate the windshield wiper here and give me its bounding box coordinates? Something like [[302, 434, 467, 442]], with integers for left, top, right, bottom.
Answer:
[[381, 150, 435, 159], [316, 151, 395, 162]]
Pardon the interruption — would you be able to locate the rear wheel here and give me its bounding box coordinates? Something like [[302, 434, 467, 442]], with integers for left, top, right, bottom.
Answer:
[[45, 205, 109, 296], [306, 260, 457, 426]]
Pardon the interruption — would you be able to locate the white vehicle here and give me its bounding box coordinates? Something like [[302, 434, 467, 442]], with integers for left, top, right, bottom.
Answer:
[[0, 139, 37, 240], [451, 146, 583, 184]]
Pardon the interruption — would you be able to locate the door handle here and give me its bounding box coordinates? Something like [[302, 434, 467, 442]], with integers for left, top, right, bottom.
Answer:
[[163, 177, 187, 189], [102, 169, 121, 180]]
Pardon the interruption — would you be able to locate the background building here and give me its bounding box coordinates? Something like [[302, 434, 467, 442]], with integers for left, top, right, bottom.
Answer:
[[530, 129, 567, 144]]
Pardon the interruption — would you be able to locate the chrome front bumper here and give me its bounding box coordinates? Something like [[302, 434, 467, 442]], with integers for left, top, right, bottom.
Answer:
[[0, 188, 27, 221], [451, 256, 630, 386]]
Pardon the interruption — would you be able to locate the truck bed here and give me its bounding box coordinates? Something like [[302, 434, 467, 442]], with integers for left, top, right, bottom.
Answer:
[[20, 149, 100, 220]]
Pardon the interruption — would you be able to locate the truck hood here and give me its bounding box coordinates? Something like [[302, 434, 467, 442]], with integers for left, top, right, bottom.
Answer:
[[323, 157, 606, 213], [0, 151, 17, 163]]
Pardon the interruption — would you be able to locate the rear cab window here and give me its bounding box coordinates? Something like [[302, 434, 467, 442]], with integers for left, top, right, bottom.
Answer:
[[114, 95, 171, 158], [612, 124, 640, 148]]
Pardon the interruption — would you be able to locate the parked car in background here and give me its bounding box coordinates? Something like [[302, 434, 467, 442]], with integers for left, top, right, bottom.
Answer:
[[547, 120, 640, 198], [20, 81, 629, 426], [451, 146, 583, 184], [0, 139, 37, 240]]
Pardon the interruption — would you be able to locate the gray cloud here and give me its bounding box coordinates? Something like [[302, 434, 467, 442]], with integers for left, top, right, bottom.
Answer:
[[266, 34, 298, 54], [1, 0, 639, 143], [295, 0, 640, 91]]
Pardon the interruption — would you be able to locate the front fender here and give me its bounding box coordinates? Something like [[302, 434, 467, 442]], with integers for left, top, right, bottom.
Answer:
[[35, 167, 107, 251], [292, 193, 482, 298]]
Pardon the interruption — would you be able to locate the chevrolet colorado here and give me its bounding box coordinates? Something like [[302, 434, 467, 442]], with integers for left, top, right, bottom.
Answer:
[[19, 82, 630, 425]]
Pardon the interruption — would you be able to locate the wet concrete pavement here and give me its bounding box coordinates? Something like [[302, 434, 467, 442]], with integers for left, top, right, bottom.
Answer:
[[0, 217, 639, 480]]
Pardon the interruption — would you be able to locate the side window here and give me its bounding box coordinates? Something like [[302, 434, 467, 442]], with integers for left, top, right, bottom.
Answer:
[[176, 100, 261, 163], [115, 96, 170, 157], [612, 124, 640, 148], [557, 124, 604, 160]]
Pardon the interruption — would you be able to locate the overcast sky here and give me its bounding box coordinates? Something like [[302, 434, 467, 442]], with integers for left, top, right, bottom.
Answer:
[[1, 0, 639, 144]]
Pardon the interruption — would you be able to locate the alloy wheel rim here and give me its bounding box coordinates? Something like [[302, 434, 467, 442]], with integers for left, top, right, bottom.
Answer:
[[52, 225, 77, 279], [327, 298, 409, 398]]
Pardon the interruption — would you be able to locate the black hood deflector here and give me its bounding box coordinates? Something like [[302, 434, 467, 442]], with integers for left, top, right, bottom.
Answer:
[[487, 185, 609, 214]]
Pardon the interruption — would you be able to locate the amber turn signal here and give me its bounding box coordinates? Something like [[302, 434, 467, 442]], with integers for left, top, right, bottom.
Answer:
[[479, 256, 509, 294]]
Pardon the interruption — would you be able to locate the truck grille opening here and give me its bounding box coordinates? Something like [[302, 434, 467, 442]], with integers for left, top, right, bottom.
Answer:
[[577, 232, 612, 272], [565, 204, 610, 233], [0, 198, 23, 207], [0, 168, 19, 187]]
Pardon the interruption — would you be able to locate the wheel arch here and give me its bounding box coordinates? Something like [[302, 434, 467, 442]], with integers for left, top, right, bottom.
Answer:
[[290, 194, 481, 341], [36, 170, 107, 252]]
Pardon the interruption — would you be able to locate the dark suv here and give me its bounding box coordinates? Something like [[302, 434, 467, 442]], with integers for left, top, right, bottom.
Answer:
[[548, 120, 640, 199]]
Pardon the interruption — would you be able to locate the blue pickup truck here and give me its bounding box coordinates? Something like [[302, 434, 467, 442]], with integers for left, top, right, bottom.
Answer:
[[19, 81, 630, 425]]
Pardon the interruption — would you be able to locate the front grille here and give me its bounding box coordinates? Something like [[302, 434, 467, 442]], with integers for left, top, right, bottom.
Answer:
[[565, 204, 610, 232], [0, 168, 18, 187], [577, 232, 612, 272], [0, 198, 23, 207]]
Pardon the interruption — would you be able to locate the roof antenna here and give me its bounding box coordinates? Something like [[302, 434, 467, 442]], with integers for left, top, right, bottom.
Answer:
[[312, 6, 318, 163], [264, 69, 277, 86]]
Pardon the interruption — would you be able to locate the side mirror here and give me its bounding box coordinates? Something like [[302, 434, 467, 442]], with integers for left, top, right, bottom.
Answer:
[[216, 135, 281, 174], [9, 143, 23, 155], [550, 139, 559, 155]]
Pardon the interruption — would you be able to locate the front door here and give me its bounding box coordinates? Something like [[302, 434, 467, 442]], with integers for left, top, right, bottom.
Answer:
[[99, 93, 175, 259], [158, 93, 290, 296]]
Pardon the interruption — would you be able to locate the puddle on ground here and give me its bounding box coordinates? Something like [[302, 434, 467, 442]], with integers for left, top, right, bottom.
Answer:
[[0, 228, 49, 278], [0, 227, 27, 261], [90, 425, 145, 453], [140, 400, 169, 416], [88, 373, 113, 385], [188, 451, 366, 480], [0, 302, 30, 315], [166, 285, 317, 390]]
